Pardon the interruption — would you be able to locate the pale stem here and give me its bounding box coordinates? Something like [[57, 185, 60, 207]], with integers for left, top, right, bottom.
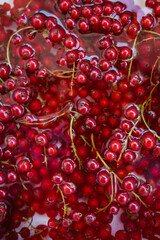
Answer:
[[25, 0, 33, 8], [19, 176, 28, 190], [80, 135, 91, 147], [70, 62, 75, 96], [116, 116, 141, 164], [91, 133, 111, 172], [0, 78, 5, 84], [149, 56, 160, 90], [90, 134, 147, 209], [141, 100, 160, 140], [39, 62, 73, 78], [70, 116, 82, 168], [96, 172, 115, 212], [57, 185, 67, 218], [22, 217, 46, 239], [16, 102, 72, 126], [43, 146, 47, 167], [127, 32, 140, 81], [7, 26, 34, 66]]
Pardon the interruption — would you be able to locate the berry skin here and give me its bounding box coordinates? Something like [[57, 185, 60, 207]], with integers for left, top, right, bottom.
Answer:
[[111, 20, 123, 34], [49, 26, 65, 42], [116, 191, 129, 205], [103, 2, 114, 15], [104, 150, 117, 162], [119, 47, 132, 60], [97, 170, 110, 186], [66, 50, 78, 63], [19, 44, 35, 60], [31, 13, 46, 29], [141, 132, 156, 149], [6, 136, 17, 148], [124, 105, 139, 120], [26, 59, 39, 72], [154, 3, 160, 17], [98, 37, 111, 49], [87, 158, 100, 171], [100, 17, 112, 32], [109, 139, 122, 153], [13, 88, 29, 103], [17, 158, 32, 172], [0, 106, 12, 121], [0, 63, 11, 79], [128, 139, 141, 151], [64, 35, 77, 49], [59, 0, 71, 13], [47, 145, 58, 157], [35, 134, 48, 146], [62, 182, 76, 195], [127, 201, 140, 214], [78, 19, 89, 32], [138, 183, 151, 197], [122, 176, 138, 192], [141, 14, 154, 29], [61, 158, 75, 174], [0, 201, 7, 224], [127, 21, 140, 37], [104, 47, 117, 61], [45, 17, 57, 29]]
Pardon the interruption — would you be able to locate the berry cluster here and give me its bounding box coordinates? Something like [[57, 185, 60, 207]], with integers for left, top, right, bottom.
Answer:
[[0, 0, 160, 239]]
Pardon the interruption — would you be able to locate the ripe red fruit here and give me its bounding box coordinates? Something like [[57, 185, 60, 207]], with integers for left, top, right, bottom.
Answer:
[[0, 63, 11, 79], [59, 0, 71, 13], [124, 105, 139, 120], [116, 191, 129, 205], [122, 176, 138, 192], [97, 170, 110, 186], [17, 158, 31, 172], [141, 14, 154, 29], [141, 132, 156, 149], [0, 106, 12, 121], [19, 44, 35, 59], [119, 46, 132, 59], [31, 13, 46, 29], [154, 3, 160, 17], [109, 139, 122, 153], [49, 26, 65, 42]]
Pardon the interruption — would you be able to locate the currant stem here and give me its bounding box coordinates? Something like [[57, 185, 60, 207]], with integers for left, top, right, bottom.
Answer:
[[96, 172, 115, 213], [0, 78, 5, 84], [116, 116, 141, 164], [91, 133, 111, 171], [17, 102, 73, 126], [39, 62, 73, 78], [71, 62, 75, 96], [148, 81, 160, 110], [150, 56, 160, 89], [143, 30, 160, 38], [136, 36, 160, 45], [43, 146, 47, 167], [7, 26, 34, 66], [19, 176, 28, 190], [141, 100, 160, 140], [25, 0, 33, 8], [57, 185, 67, 218], [127, 32, 140, 81], [70, 116, 82, 168], [38, 93, 45, 104], [23, 217, 46, 239], [0, 160, 16, 169], [132, 191, 148, 208], [80, 135, 91, 147]]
